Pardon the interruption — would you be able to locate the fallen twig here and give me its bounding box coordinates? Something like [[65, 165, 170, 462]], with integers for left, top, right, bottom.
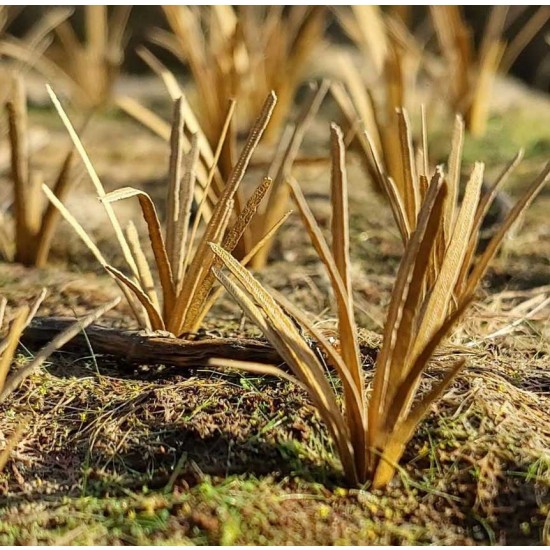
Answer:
[[21, 317, 378, 371]]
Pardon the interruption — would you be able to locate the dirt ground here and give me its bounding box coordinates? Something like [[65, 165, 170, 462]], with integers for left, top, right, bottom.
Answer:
[[0, 63, 549, 545]]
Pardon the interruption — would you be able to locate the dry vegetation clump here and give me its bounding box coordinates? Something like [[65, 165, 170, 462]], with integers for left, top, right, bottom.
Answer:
[[210, 121, 548, 487], [117, 52, 328, 269], [44, 87, 291, 336], [430, 6, 550, 136], [0, 5, 547, 544], [0, 75, 76, 267], [0, 291, 119, 472], [153, 6, 325, 156], [0, 6, 130, 109], [120, 43, 332, 267], [331, 6, 429, 194]]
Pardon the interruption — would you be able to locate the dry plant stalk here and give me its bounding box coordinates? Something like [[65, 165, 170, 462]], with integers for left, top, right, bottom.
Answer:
[[153, 6, 324, 158], [0, 75, 76, 267], [0, 6, 130, 109], [209, 123, 548, 487], [430, 6, 550, 136], [0, 292, 119, 471], [44, 87, 290, 336], [116, 50, 326, 269]]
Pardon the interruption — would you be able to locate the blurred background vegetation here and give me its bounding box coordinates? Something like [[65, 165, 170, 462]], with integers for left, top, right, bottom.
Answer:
[[6, 5, 550, 92]]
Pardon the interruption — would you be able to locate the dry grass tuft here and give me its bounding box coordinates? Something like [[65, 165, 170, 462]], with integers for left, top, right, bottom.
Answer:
[[430, 6, 550, 136], [332, 7, 427, 193], [0, 291, 119, 471], [0, 7, 130, 109], [117, 50, 326, 269], [209, 122, 548, 487], [0, 75, 76, 267], [152, 6, 325, 153], [45, 87, 289, 336]]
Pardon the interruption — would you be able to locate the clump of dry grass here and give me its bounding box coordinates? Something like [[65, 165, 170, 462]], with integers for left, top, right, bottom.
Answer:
[[331, 7, 427, 192], [0, 75, 76, 267], [209, 122, 548, 487], [0, 291, 119, 471], [44, 86, 290, 336], [0, 7, 130, 109], [116, 49, 327, 269], [151, 6, 324, 162], [430, 6, 550, 136]]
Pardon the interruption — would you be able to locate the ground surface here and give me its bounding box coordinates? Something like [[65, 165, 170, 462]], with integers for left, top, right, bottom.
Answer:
[[0, 62, 549, 545]]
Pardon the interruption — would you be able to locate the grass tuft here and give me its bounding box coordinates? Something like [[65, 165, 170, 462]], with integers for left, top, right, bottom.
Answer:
[[209, 120, 548, 487]]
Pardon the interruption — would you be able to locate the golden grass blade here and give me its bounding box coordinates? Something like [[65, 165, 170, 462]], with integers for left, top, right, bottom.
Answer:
[[330, 124, 352, 300], [330, 81, 384, 191], [500, 7, 550, 73], [288, 178, 364, 402], [445, 115, 464, 240], [171, 173, 268, 330], [115, 96, 171, 140], [137, 46, 182, 101], [325, 125, 365, 471], [340, 58, 381, 150], [474, 149, 523, 237], [165, 98, 185, 272], [7, 76, 30, 261], [137, 46, 221, 181], [42, 184, 106, 266], [0, 307, 28, 391], [26, 288, 48, 330], [0, 297, 7, 331], [24, 7, 72, 46], [468, 41, 503, 137], [396, 109, 419, 227], [105, 266, 164, 331], [208, 357, 307, 391], [363, 130, 411, 242], [86, 5, 107, 58], [350, 6, 388, 73], [108, 6, 132, 54], [43, 183, 145, 325], [381, 175, 447, 395], [250, 81, 328, 268], [209, 248, 359, 479], [101, 187, 175, 313], [0, 298, 121, 403], [0, 289, 47, 358], [384, 296, 474, 433], [126, 221, 159, 310], [414, 162, 484, 353], [46, 85, 139, 278], [34, 151, 75, 267], [174, 135, 200, 289], [169, 197, 234, 335], [287, 178, 351, 309], [212, 264, 343, 408], [269, 286, 366, 430], [223, 178, 273, 253], [420, 105, 429, 178]]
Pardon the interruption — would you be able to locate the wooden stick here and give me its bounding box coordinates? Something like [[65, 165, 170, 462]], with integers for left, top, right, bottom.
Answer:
[[21, 318, 378, 370], [22, 318, 281, 367]]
